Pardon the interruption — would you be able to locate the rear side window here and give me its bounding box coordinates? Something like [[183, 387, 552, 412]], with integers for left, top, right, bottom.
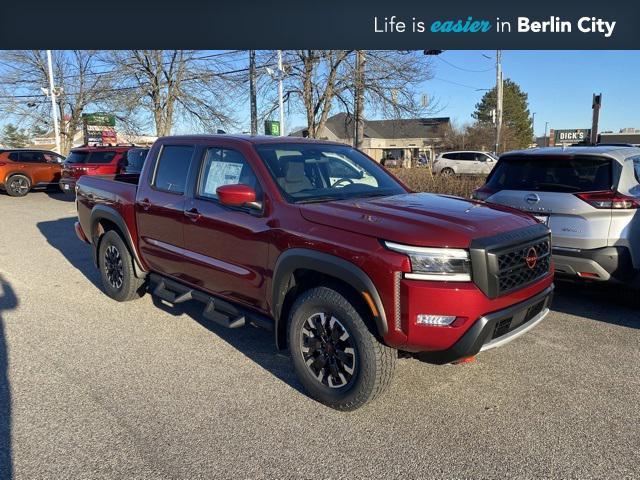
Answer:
[[198, 148, 262, 200], [442, 153, 459, 160], [458, 152, 476, 161], [19, 152, 45, 163], [488, 155, 614, 192], [632, 157, 640, 183], [153, 145, 194, 194]]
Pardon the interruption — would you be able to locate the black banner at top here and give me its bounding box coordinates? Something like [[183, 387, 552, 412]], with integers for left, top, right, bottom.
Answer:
[[0, 0, 638, 49]]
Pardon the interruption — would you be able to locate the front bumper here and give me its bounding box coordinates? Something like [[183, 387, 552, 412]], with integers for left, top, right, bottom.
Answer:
[[415, 284, 554, 364], [553, 246, 637, 283]]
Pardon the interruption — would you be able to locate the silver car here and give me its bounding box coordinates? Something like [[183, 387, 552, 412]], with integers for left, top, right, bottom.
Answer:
[[473, 146, 640, 286], [433, 151, 497, 176]]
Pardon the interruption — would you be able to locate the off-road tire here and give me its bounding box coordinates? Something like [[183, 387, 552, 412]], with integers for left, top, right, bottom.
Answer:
[[98, 230, 145, 302], [288, 286, 396, 411], [6, 174, 31, 197]]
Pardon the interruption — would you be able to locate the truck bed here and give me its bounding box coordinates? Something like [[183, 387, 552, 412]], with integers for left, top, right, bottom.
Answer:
[[76, 174, 141, 248]]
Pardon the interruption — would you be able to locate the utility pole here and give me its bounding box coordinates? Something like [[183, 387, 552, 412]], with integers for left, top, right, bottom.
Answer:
[[249, 50, 258, 135], [494, 50, 503, 155], [354, 50, 365, 149], [46, 50, 61, 154], [591, 93, 602, 145], [277, 50, 285, 136], [531, 112, 536, 143]]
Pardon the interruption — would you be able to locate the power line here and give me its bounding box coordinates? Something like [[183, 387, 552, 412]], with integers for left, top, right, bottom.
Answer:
[[436, 56, 494, 73], [432, 77, 488, 91]]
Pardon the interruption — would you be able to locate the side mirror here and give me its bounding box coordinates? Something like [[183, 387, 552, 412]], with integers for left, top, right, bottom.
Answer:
[[216, 184, 260, 209]]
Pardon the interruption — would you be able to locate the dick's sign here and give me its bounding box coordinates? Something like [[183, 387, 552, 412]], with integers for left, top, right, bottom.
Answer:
[[553, 129, 591, 145]]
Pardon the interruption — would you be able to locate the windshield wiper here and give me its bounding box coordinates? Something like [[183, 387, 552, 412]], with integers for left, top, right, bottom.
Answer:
[[295, 196, 343, 204]]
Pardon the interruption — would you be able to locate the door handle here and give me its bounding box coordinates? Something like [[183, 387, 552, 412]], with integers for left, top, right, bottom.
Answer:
[[184, 208, 202, 222], [139, 198, 151, 211]]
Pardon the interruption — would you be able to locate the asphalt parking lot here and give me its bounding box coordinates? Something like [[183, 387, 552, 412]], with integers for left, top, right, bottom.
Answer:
[[0, 191, 638, 479]]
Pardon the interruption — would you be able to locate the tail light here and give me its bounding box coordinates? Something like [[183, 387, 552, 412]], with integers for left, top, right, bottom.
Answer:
[[472, 185, 499, 201], [575, 190, 640, 209], [0, 161, 6, 166]]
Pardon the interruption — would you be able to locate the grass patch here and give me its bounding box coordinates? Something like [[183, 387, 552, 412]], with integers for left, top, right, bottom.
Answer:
[[389, 168, 487, 198]]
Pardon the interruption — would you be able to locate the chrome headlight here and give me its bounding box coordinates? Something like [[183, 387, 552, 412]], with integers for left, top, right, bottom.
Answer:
[[385, 241, 471, 281]]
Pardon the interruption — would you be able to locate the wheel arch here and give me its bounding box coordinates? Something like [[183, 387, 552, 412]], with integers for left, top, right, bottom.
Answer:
[[90, 205, 147, 278], [271, 248, 388, 349]]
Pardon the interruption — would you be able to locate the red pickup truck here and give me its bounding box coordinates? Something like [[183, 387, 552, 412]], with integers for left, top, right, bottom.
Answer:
[[75, 135, 554, 410]]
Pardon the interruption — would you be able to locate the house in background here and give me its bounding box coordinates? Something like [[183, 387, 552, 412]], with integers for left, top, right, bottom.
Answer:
[[290, 113, 452, 165]]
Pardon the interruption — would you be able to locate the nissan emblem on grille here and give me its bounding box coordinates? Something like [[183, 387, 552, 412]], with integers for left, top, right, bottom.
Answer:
[[525, 247, 538, 269]]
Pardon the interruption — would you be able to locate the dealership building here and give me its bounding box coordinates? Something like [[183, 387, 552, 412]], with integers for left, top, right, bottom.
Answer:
[[290, 112, 452, 163]]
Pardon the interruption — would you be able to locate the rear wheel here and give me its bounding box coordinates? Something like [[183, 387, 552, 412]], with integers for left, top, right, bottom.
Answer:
[[98, 230, 145, 302], [288, 286, 396, 411], [6, 175, 31, 197], [440, 167, 455, 177]]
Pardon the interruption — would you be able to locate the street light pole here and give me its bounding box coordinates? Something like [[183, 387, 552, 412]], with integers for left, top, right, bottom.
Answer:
[[494, 50, 503, 155], [277, 50, 285, 136], [46, 50, 61, 153]]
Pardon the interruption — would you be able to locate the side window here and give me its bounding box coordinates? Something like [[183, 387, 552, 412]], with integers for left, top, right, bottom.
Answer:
[[633, 157, 640, 183], [475, 153, 489, 162], [153, 145, 194, 194], [442, 153, 457, 160], [8, 152, 20, 161], [459, 152, 476, 161], [19, 152, 45, 163], [43, 153, 64, 164], [198, 148, 261, 200]]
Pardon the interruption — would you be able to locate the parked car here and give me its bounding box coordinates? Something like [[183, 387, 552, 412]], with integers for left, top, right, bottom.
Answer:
[[0, 149, 65, 197], [473, 146, 640, 286], [59, 145, 137, 194], [433, 151, 497, 176], [75, 135, 554, 410], [122, 147, 150, 175]]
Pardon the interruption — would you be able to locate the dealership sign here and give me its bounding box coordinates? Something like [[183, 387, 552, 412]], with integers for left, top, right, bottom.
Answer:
[[554, 128, 591, 144]]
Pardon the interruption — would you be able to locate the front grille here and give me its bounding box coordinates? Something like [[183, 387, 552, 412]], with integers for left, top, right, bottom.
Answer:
[[496, 239, 551, 295], [469, 224, 552, 299]]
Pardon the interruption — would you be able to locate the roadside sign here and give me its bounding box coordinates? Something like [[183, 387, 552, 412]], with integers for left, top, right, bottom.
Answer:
[[83, 112, 116, 127], [265, 120, 281, 136], [553, 128, 591, 145]]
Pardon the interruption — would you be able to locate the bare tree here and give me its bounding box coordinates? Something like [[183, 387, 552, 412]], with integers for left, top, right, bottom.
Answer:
[[104, 50, 243, 136], [0, 50, 111, 153]]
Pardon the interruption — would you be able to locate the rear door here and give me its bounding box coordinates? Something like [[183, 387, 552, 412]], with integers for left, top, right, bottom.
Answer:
[[136, 144, 196, 277], [485, 154, 617, 249]]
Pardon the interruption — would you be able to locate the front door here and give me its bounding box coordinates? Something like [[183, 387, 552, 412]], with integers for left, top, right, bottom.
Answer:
[[182, 146, 270, 312]]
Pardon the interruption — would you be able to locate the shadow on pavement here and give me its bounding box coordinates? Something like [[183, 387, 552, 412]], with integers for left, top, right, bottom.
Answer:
[[45, 190, 75, 202], [36, 217, 100, 288], [152, 296, 303, 396], [552, 280, 640, 329], [0, 275, 18, 479]]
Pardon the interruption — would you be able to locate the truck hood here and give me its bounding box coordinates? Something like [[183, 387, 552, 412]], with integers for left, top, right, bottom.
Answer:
[[298, 193, 537, 248]]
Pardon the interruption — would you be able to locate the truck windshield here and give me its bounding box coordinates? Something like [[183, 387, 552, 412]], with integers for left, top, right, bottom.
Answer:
[[255, 143, 406, 203], [488, 155, 616, 192]]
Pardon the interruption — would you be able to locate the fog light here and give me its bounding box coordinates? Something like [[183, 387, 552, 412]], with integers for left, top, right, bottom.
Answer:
[[417, 314, 456, 326]]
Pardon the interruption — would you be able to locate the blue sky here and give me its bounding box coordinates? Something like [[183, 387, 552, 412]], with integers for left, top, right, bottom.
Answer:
[[412, 50, 640, 136]]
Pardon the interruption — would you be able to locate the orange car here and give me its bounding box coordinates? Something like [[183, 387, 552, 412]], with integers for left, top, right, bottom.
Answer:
[[0, 149, 65, 197]]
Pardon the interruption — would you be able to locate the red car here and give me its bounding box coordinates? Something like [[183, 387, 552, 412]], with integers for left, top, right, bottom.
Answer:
[[59, 145, 136, 194], [75, 135, 554, 410]]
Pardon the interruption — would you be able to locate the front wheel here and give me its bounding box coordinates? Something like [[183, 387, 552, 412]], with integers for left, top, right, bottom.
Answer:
[[288, 287, 396, 410], [98, 230, 145, 302], [6, 175, 31, 197]]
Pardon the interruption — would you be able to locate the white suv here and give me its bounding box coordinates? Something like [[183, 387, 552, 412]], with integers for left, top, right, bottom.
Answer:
[[433, 151, 497, 176], [473, 146, 640, 287]]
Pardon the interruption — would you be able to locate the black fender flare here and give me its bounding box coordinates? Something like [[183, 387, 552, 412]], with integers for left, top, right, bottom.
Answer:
[[271, 249, 388, 348], [89, 205, 147, 278]]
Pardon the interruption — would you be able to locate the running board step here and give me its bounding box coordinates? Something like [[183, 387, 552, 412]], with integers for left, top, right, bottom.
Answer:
[[152, 278, 193, 304], [203, 300, 245, 329]]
